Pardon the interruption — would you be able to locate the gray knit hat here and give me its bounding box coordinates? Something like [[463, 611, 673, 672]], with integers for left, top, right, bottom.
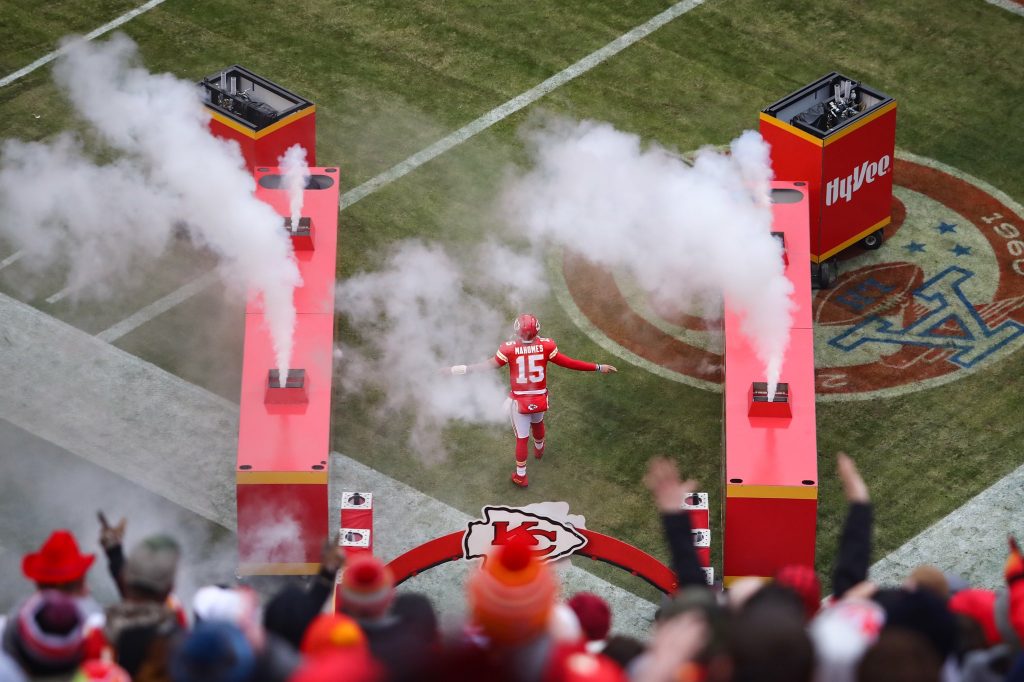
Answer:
[[123, 534, 181, 594]]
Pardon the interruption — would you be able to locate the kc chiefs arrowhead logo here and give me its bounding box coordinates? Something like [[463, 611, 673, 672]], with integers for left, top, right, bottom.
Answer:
[[463, 505, 588, 562]]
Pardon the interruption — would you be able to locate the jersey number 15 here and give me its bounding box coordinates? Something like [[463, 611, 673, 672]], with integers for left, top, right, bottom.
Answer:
[[515, 355, 545, 383]]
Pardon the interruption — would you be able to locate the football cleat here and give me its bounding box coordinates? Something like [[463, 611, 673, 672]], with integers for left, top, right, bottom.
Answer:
[[511, 472, 529, 488], [533, 442, 545, 460], [513, 314, 540, 342]]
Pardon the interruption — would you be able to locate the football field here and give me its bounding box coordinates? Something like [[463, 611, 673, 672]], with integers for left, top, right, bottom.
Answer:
[[1, 0, 1023, 606]]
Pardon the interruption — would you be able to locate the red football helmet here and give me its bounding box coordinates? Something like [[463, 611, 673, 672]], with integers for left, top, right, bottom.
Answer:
[[514, 314, 540, 342]]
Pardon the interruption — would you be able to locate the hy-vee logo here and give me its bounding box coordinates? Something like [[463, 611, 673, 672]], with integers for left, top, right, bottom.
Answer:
[[463, 505, 588, 562], [825, 154, 891, 206]]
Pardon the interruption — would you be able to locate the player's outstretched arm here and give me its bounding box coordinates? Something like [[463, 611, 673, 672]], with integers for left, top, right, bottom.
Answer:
[[446, 358, 502, 375], [550, 352, 617, 373]]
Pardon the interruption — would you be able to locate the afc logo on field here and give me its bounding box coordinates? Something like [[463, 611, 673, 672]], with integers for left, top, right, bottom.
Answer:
[[829, 266, 1024, 369], [562, 152, 1024, 400], [463, 505, 588, 562]]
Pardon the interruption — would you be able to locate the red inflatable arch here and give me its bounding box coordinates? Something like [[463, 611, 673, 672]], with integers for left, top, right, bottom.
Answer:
[[386, 528, 678, 594]]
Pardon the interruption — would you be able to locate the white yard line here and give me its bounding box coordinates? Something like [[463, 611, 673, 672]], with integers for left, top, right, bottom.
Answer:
[[340, 0, 706, 209], [0, 251, 23, 271], [96, 269, 220, 343], [984, 0, 1024, 17], [0, 0, 171, 88], [45, 283, 76, 304], [93, 0, 707, 341]]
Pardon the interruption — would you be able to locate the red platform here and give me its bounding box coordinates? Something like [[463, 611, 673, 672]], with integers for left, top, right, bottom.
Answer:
[[251, 168, 340, 316], [201, 66, 317, 170], [760, 73, 896, 262], [235, 165, 339, 576], [722, 182, 817, 586]]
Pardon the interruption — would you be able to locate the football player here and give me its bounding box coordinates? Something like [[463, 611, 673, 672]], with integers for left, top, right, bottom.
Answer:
[[449, 314, 616, 488]]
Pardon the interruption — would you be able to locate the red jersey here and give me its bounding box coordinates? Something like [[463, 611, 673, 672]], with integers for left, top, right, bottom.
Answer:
[[494, 337, 598, 397]]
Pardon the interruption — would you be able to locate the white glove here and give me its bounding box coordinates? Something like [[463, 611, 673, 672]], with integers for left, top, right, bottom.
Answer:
[[451, 365, 468, 375]]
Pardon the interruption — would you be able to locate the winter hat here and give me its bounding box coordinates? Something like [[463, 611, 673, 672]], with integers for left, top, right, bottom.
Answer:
[[873, 588, 957, 660], [949, 589, 1001, 646], [549, 651, 628, 682], [809, 598, 885, 682], [123, 534, 180, 595], [170, 621, 255, 682], [568, 593, 612, 642], [194, 586, 248, 624], [340, 554, 395, 619], [5, 590, 86, 674], [72, 659, 131, 682], [193, 585, 264, 650], [22, 531, 95, 585], [775, 564, 821, 620], [287, 650, 382, 682], [300, 614, 367, 657], [467, 540, 558, 645]]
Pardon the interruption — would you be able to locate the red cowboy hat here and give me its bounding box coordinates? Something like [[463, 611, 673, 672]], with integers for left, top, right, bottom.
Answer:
[[22, 531, 95, 584]]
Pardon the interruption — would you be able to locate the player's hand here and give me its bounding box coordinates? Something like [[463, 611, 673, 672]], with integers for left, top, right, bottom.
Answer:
[[598, 364, 617, 373], [643, 456, 698, 513], [837, 452, 869, 503], [97, 511, 126, 550]]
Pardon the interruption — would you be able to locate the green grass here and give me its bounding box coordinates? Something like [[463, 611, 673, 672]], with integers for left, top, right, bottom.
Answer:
[[1, 0, 1022, 597]]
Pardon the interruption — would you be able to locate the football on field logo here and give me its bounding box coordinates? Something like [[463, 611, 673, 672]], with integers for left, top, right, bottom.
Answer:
[[559, 152, 1024, 400]]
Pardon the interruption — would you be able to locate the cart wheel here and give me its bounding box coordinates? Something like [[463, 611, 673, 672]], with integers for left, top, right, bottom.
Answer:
[[816, 259, 839, 289], [860, 229, 884, 250]]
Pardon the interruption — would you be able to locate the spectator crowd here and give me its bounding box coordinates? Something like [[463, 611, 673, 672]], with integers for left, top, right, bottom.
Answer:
[[1, 453, 1022, 681]]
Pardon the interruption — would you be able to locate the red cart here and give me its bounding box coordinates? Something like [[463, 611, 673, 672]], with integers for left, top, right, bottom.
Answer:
[[760, 73, 897, 287]]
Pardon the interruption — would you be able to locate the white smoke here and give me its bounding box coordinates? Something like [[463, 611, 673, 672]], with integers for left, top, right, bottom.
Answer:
[[0, 34, 300, 382], [503, 119, 794, 398], [335, 240, 546, 461], [279, 144, 309, 235]]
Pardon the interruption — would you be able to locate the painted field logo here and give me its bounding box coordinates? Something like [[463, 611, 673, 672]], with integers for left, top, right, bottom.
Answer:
[[463, 505, 587, 562], [557, 152, 1024, 400]]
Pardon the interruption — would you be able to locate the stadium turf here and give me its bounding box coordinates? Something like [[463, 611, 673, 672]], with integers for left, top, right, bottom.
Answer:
[[1, 0, 1022, 597]]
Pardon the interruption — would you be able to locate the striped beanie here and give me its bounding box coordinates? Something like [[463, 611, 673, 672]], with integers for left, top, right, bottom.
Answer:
[[10, 590, 85, 673], [340, 554, 395, 619], [468, 540, 557, 645]]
